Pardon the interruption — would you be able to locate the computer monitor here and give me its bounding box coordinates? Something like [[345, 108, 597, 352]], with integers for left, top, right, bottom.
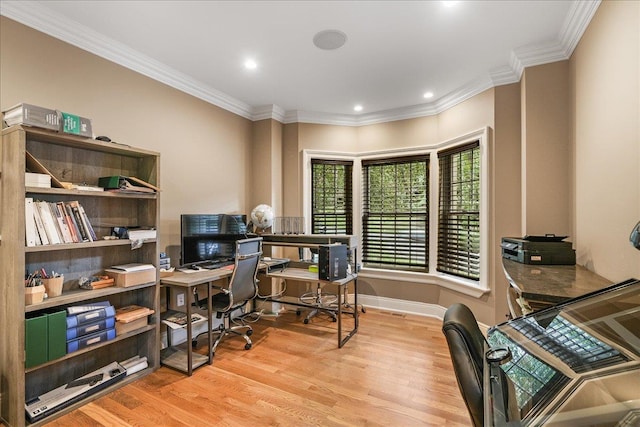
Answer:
[[180, 214, 248, 265]]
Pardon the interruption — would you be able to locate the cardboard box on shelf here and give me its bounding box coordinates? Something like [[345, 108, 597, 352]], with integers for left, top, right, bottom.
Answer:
[[104, 264, 156, 288]]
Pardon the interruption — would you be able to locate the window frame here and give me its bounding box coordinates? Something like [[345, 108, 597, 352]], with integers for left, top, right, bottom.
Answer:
[[301, 128, 490, 297], [310, 158, 354, 235], [361, 154, 430, 272]]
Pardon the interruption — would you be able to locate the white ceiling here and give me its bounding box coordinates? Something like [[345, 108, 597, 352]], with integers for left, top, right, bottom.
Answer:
[[1, 1, 600, 125]]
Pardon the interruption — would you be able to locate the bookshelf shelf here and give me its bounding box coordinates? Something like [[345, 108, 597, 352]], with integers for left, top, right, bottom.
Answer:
[[25, 324, 155, 373], [1, 125, 161, 426], [25, 238, 157, 253], [26, 186, 158, 199], [25, 282, 157, 313]]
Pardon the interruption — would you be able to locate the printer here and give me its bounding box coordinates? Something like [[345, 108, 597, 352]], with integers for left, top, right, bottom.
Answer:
[[501, 235, 576, 265]]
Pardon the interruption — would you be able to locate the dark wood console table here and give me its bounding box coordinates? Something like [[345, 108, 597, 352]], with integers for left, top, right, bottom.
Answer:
[[502, 258, 611, 317]]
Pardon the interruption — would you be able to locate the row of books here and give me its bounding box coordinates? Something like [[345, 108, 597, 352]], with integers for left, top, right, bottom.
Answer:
[[25, 198, 97, 247]]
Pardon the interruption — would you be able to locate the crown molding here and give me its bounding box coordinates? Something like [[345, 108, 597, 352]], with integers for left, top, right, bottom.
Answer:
[[560, 0, 601, 57], [1, 0, 600, 126], [0, 0, 254, 120], [252, 105, 286, 122]]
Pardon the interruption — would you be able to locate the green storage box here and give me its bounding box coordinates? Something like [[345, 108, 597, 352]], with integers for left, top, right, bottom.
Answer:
[[25, 314, 48, 368], [47, 310, 67, 360]]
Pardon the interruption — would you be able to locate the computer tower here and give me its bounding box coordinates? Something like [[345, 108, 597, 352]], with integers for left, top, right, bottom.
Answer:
[[318, 244, 347, 281]]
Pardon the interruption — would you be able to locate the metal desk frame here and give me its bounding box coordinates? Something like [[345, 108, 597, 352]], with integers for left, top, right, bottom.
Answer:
[[160, 269, 230, 375], [264, 267, 359, 348]]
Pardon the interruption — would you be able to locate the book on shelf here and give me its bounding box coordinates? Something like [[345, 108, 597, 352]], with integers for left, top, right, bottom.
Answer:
[[67, 200, 92, 242], [25, 197, 40, 247], [35, 200, 62, 244], [64, 202, 86, 242], [25, 172, 52, 188], [2, 102, 59, 131], [77, 202, 97, 241], [32, 200, 49, 245], [52, 202, 74, 243]]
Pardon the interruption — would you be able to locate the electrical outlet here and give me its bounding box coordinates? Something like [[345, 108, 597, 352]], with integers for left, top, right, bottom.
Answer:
[[177, 293, 185, 307]]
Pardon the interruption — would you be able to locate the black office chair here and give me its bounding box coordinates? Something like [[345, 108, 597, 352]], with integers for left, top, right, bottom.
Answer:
[[193, 237, 263, 355], [442, 303, 487, 427]]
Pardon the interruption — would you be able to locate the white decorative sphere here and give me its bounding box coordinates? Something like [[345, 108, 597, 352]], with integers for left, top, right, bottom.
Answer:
[[250, 204, 274, 230]]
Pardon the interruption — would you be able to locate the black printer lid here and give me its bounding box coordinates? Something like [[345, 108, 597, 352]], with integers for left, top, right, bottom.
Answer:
[[523, 234, 568, 242]]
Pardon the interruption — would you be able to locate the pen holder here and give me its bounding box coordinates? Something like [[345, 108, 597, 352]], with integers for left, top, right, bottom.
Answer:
[[43, 276, 64, 298], [25, 285, 46, 305]]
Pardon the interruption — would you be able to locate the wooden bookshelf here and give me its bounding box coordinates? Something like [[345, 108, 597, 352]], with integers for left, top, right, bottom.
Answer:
[[0, 126, 161, 426]]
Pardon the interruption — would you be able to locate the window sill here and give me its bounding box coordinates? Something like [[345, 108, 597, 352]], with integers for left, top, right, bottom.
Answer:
[[358, 268, 490, 298]]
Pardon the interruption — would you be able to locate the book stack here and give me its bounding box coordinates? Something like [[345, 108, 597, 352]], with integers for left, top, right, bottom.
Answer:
[[66, 301, 116, 353], [25, 198, 98, 247], [114, 305, 154, 336], [25, 172, 52, 188], [2, 102, 60, 131]]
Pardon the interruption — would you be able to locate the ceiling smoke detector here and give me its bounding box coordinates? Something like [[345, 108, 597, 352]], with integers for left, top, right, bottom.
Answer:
[[313, 29, 347, 50]]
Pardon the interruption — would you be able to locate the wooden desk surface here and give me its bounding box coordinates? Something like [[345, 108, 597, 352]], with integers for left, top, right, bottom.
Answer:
[[160, 258, 289, 288], [160, 268, 232, 287], [266, 267, 357, 286], [502, 258, 611, 304]]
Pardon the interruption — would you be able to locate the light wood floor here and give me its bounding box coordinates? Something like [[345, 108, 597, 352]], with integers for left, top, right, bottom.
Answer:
[[44, 308, 470, 426]]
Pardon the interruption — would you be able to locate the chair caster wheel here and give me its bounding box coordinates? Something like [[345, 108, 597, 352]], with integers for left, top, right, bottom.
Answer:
[[191, 340, 198, 348], [246, 329, 253, 336], [331, 317, 337, 322], [245, 343, 252, 350], [296, 310, 301, 316], [303, 318, 309, 324], [361, 306, 366, 313]]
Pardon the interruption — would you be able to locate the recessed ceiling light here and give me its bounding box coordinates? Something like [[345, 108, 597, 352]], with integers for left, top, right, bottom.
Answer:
[[354, 105, 363, 112], [423, 91, 434, 99], [313, 29, 348, 50], [244, 59, 257, 70], [442, 1, 459, 7]]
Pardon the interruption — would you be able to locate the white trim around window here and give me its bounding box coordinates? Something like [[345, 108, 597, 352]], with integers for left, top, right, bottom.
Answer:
[[301, 127, 491, 297]]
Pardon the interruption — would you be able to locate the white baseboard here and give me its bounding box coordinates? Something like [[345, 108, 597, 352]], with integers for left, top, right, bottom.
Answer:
[[356, 294, 490, 333], [357, 294, 447, 319]]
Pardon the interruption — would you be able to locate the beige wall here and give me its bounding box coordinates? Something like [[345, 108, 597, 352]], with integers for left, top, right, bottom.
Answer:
[[251, 119, 283, 217], [0, 17, 254, 264], [570, 0, 640, 281], [521, 61, 572, 237], [2, 0, 638, 326]]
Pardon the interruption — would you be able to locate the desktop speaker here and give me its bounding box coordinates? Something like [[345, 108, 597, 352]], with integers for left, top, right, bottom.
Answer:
[[318, 244, 347, 281]]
